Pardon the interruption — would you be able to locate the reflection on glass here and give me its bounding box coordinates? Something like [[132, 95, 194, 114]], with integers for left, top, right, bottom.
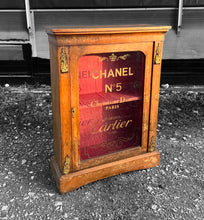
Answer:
[[78, 52, 145, 160]]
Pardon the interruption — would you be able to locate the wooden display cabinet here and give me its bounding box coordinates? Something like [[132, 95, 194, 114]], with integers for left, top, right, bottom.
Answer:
[[47, 25, 171, 194]]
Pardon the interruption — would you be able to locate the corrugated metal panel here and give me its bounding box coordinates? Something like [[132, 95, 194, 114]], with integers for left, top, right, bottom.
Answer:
[[35, 9, 177, 59], [0, 0, 25, 9], [0, 3, 204, 60], [1, 0, 204, 9], [34, 9, 204, 60], [0, 12, 28, 40], [164, 9, 204, 59]]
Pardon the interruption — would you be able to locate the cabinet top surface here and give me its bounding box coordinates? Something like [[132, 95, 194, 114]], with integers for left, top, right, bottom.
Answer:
[[47, 24, 171, 35]]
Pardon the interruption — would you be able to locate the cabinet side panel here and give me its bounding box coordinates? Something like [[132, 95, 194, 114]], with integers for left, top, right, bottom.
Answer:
[[49, 42, 62, 169], [148, 41, 164, 152], [57, 46, 72, 173], [140, 43, 153, 153]]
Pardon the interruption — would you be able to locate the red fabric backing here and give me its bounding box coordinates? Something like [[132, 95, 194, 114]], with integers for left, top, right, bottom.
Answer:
[[78, 52, 145, 160]]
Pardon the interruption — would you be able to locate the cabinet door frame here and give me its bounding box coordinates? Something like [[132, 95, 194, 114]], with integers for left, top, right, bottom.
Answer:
[[69, 42, 153, 171]]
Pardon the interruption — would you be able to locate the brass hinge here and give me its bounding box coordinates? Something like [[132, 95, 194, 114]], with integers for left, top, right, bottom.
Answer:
[[60, 47, 69, 73], [149, 136, 156, 152], [63, 155, 70, 175], [154, 43, 161, 65]]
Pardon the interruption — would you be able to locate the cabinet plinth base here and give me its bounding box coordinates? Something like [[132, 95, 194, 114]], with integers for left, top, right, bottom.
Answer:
[[51, 151, 160, 194]]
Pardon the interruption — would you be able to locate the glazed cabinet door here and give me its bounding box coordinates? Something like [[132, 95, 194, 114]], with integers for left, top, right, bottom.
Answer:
[[70, 42, 154, 171]]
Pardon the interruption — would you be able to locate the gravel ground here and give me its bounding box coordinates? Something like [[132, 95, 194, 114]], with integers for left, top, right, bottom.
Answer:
[[0, 83, 203, 220]]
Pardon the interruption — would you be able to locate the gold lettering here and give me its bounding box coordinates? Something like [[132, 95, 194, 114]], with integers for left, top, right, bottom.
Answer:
[[90, 100, 98, 107], [116, 83, 122, 92], [105, 104, 119, 110], [104, 124, 112, 132], [92, 119, 133, 133], [80, 67, 134, 80], [120, 97, 126, 102], [120, 121, 127, 128], [129, 67, 134, 76], [125, 120, 133, 127], [115, 68, 122, 77], [92, 70, 99, 79], [105, 84, 112, 93], [100, 70, 107, 79], [111, 120, 118, 130], [122, 67, 128, 76], [107, 69, 115, 78], [116, 120, 122, 129], [91, 120, 100, 134], [99, 125, 104, 133]]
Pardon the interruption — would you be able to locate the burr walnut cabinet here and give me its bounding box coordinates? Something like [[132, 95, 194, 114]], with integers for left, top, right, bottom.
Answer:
[[47, 25, 170, 194]]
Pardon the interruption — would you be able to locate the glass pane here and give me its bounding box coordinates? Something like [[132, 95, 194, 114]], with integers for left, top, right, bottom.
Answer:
[[78, 51, 145, 161]]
